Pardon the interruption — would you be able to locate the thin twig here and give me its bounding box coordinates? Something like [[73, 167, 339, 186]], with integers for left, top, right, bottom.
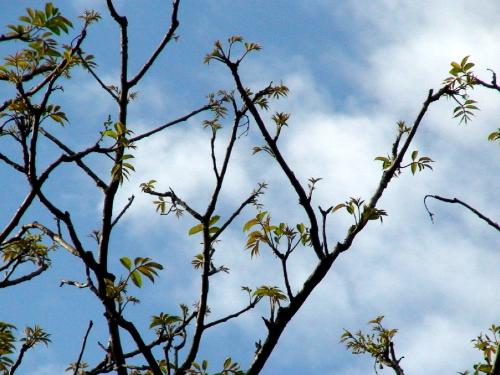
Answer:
[[145, 188, 203, 221], [424, 194, 499, 231], [39, 128, 108, 190], [204, 300, 259, 329], [77, 49, 119, 101], [128, 0, 181, 87], [281, 257, 294, 301], [73, 321, 94, 375], [0, 152, 25, 173], [211, 187, 263, 242], [111, 195, 135, 228], [0, 264, 48, 288], [129, 104, 212, 143]]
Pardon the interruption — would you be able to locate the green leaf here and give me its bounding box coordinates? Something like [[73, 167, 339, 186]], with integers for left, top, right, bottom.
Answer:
[[296, 223, 305, 234], [188, 223, 203, 235], [130, 270, 142, 287], [150, 313, 182, 329], [368, 316, 384, 324], [243, 218, 258, 232], [411, 162, 417, 175], [256, 211, 267, 221], [209, 215, 220, 226], [332, 203, 346, 213], [120, 256, 132, 271]]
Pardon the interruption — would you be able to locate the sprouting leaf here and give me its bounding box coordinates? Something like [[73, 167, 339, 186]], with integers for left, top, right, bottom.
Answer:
[[228, 35, 243, 44], [192, 253, 204, 269], [244, 42, 262, 52]]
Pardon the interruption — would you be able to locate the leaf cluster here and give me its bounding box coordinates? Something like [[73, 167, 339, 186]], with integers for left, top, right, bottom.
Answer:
[[341, 316, 401, 372], [0, 322, 50, 372], [104, 121, 136, 184], [187, 357, 244, 375], [444, 56, 480, 124], [0, 3, 96, 83], [242, 211, 311, 257], [0, 322, 15, 371], [333, 197, 387, 227], [460, 324, 500, 375], [119, 256, 164, 288], [188, 215, 221, 237], [203, 35, 262, 65], [1, 233, 51, 265]]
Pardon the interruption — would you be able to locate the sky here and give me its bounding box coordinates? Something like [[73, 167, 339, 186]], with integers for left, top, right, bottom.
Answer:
[[1, 1, 499, 374]]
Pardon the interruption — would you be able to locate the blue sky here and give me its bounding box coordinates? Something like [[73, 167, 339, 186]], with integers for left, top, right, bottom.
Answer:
[[1, 1, 499, 374]]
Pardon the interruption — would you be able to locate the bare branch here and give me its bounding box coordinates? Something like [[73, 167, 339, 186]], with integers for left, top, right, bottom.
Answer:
[[204, 299, 259, 329], [77, 49, 119, 101], [128, 0, 181, 87], [73, 321, 94, 375], [111, 195, 135, 228], [211, 185, 264, 242], [210, 129, 220, 180], [0, 263, 48, 288], [281, 257, 294, 301], [0, 152, 25, 173], [424, 194, 500, 231], [129, 104, 212, 143], [474, 70, 500, 93], [39, 128, 108, 191], [0, 189, 38, 243], [116, 316, 163, 374]]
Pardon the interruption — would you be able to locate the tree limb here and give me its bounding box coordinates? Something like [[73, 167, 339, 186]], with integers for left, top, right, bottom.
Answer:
[[73, 321, 94, 375], [424, 194, 500, 231]]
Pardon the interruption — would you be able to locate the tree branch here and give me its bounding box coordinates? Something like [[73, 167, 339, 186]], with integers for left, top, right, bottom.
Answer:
[[129, 104, 212, 143], [424, 194, 500, 231], [204, 299, 259, 329], [0, 152, 25, 173], [0, 263, 48, 288], [73, 321, 94, 375], [111, 195, 135, 228], [227, 62, 324, 260], [39, 127, 108, 191], [128, 0, 181, 87], [245, 86, 450, 375]]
